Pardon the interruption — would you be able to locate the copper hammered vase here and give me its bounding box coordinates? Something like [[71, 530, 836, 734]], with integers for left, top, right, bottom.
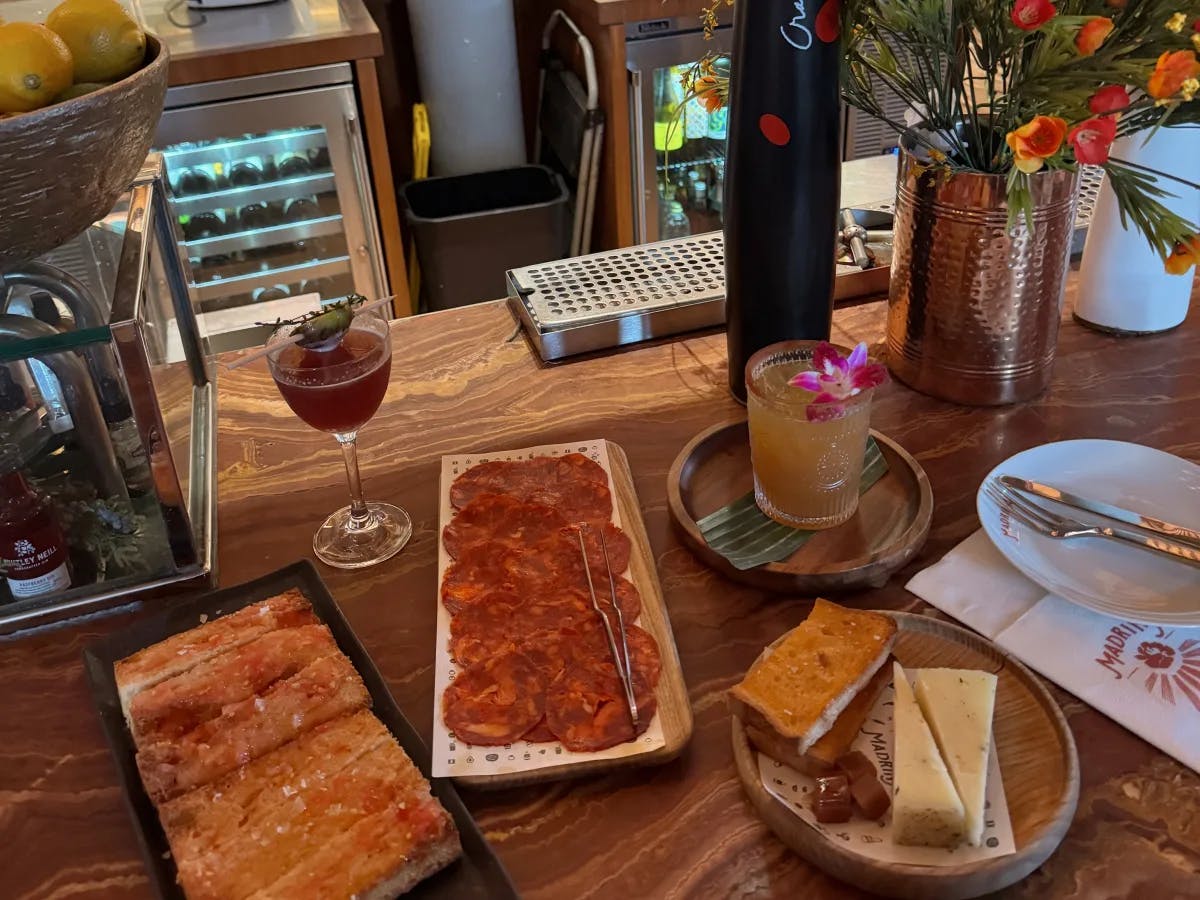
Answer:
[[886, 144, 1081, 406]]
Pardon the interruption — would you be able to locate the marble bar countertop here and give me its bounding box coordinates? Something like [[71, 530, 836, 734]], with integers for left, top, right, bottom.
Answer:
[[1, 277, 1198, 898]]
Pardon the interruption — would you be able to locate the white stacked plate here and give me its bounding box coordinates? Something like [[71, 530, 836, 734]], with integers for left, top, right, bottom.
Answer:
[[977, 439, 1200, 626]]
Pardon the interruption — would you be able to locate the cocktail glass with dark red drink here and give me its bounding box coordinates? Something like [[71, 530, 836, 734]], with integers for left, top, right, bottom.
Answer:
[[267, 305, 410, 568]]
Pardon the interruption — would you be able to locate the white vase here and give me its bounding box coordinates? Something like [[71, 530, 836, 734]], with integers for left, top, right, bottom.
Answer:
[[1075, 126, 1200, 334]]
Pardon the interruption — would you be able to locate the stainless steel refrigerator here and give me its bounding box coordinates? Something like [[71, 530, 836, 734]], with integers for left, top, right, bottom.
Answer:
[[153, 64, 386, 353], [624, 16, 907, 245]]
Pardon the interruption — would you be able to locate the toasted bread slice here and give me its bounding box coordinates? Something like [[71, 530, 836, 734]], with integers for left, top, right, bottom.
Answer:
[[730, 599, 895, 753], [158, 709, 392, 840], [245, 775, 461, 900], [136, 652, 370, 803], [806, 659, 892, 767], [128, 623, 339, 746], [167, 726, 451, 900], [114, 590, 317, 721], [742, 659, 891, 775]]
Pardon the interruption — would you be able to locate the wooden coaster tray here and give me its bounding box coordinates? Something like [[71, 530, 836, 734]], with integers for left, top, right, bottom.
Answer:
[[668, 420, 933, 593]]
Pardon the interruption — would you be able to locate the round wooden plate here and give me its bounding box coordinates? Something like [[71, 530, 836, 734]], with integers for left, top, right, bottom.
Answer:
[[732, 612, 1080, 900], [668, 420, 933, 592]]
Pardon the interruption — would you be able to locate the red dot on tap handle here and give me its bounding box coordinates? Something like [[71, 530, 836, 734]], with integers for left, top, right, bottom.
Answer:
[[759, 114, 791, 147], [815, 0, 841, 43]]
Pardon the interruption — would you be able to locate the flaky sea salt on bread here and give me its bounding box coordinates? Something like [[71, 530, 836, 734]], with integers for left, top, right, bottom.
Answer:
[[135, 651, 370, 803], [114, 589, 317, 723], [730, 599, 896, 754], [162, 711, 458, 899], [158, 709, 393, 842], [128, 623, 339, 745], [246, 795, 461, 900]]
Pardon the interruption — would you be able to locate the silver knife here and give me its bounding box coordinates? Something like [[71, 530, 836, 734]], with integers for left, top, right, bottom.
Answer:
[[999, 474, 1200, 549]]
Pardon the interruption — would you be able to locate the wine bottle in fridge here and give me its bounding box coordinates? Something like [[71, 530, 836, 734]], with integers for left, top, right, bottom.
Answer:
[[723, 0, 843, 400]]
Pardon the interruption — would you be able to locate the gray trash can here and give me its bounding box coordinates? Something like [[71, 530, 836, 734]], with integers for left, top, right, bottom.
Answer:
[[401, 165, 570, 311]]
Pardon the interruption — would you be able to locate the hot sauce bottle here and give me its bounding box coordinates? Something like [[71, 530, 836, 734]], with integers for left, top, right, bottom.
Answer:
[[0, 468, 71, 600]]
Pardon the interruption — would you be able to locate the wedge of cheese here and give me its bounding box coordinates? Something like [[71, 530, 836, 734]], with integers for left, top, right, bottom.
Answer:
[[914, 668, 998, 847], [891, 662, 966, 848]]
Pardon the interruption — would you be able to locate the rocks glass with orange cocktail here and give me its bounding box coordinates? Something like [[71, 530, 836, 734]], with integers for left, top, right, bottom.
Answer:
[[746, 341, 888, 529]]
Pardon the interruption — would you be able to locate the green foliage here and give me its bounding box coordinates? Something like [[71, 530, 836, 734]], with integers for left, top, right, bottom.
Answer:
[[1106, 159, 1199, 250], [30, 473, 146, 579], [840, 0, 1200, 256], [686, 0, 1200, 258]]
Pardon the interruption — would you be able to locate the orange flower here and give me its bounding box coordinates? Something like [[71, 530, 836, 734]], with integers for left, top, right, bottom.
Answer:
[[1005, 116, 1069, 173], [695, 75, 723, 113], [1165, 235, 1200, 275], [1076, 17, 1113, 56], [1148, 49, 1200, 99]]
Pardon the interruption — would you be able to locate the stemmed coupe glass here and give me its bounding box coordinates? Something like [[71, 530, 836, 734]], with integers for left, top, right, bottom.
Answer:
[[266, 302, 410, 568]]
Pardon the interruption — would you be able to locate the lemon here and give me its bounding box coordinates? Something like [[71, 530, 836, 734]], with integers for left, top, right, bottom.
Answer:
[[46, 0, 145, 83], [0, 22, 74, 113], [56, 80, 110, 101]]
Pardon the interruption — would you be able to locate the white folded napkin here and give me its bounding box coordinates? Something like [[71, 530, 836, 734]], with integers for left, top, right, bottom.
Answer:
[[907, 530, 1200, 774]]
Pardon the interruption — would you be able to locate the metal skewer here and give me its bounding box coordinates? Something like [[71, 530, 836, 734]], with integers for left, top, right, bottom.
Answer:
[[599, 529, 637, 725], [576, 526, 639, 727]]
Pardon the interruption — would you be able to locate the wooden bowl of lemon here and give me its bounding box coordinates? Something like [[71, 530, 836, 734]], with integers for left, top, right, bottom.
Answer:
[[0, 0, 168, 267]]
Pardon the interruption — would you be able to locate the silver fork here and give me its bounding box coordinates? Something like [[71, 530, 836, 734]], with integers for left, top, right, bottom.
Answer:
[[984, 480, 1200, 570]]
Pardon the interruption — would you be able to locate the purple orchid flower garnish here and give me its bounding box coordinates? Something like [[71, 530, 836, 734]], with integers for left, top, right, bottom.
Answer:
[[789, 341, 888, 421]]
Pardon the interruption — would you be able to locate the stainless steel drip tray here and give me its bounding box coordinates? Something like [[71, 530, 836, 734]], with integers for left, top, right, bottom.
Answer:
[[507, 231, 880, 361], [511, 232, 725, 325], [508, 285, 724, 362], [508, 232, 727, 360]]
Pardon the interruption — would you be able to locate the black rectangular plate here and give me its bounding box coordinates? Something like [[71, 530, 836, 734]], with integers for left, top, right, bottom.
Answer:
[[82, 560, 519, 900]]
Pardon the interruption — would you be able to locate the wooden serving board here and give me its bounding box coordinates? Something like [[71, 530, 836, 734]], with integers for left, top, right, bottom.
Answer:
[[732, 612, 1079, 900], [446, 442, 693, 789], [668, 420, 933, 592]]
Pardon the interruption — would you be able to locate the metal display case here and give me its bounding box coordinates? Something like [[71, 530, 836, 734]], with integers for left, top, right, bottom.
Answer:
[[154, 65, 386, 355], [0, 156, 216, 632]]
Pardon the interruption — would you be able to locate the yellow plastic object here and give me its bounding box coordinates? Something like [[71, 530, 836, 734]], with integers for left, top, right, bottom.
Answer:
[[408, 103, 431, 305], [413, 102, 430, 179]]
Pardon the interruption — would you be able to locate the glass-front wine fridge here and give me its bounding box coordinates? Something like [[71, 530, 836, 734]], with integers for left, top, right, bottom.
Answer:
[[154, 64, 386, 354], [625, 16, 908, 245]]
